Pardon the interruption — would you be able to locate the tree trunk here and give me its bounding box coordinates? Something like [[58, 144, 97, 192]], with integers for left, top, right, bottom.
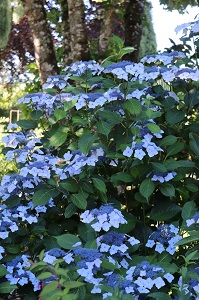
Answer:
[[22, 0, 59, 85], [67, 0, 90, 61], [124, 0, 146, 62], [98, 4, 116, 52], [0, 0, 11, 48], [60, 0, 72, 66]]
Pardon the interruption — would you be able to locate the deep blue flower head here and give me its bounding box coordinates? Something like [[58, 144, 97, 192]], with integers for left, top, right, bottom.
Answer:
[[106, 273, 120, 288], [0, 221, 12, 231], [193, 212, 199, 222], [134, 261, 164, 278], [176, 68, 195, 75], [29, 161, 50, 168], [73, 248, 103, 262], [105, 61, 132, 71], [47, 248, 66, 258], [87, 93, 104, 101], [89, 205, 115, 217], [77, 260, 87, 268], [138, 127, 151, 138], [119, 279, 132, 289], [145, 66, 159, 73], [189, 278, 199, 289], [72, 150, 82, 156], [101, 232, 125, 246], [108, 90, 123, 99], [150, 224, 175, 245], [195, 267, 199, 275], [159, 67, 168, 73], [135, 142, 144, 150], [6, 256, 24, 268]]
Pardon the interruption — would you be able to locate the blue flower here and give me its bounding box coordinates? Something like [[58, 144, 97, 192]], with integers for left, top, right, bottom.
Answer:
[[146, 224, 181, 254], [73, 248, 103, 262], [101, 232, 125, 246], [105, 273, 120, 288], [186, 212, 199, 226]]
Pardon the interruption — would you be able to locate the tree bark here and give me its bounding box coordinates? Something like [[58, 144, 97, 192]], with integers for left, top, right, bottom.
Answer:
[[0, 0, 11, 48], [60, 0, 72, 66], [124, 0, 146, 62], [98, 3, 116, 52], [22, 0, 59, 85], [67, 0, 90, 61]]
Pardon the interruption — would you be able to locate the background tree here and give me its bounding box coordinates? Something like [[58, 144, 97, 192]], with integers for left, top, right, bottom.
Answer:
[[0, 0, 198, 90], [139, 1, 157, 59], [21, 0, 59, 85], [159, 0, 198, 12], [67, 0, 90, 61], [124, 0, 146, 61], [0, 0, 11, 48]]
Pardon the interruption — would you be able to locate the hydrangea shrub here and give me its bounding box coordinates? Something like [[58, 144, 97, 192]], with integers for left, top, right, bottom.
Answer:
[[0, 20, 199, 300]]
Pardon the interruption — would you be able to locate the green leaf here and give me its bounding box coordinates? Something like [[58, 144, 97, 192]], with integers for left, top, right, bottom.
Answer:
[[101, 259, 119, 270], [118, 46, 135, 59], [182, 201, 197, 221], [56, 234, 81, 249], [70, 76, 84, 82], [17, 119, 37, 129], [150, 201, 181, 221], [5, 244, 21, 254], [54, 109, 66, 121], [184, 89, 199, 107], [153, 85, 164, 94], [49, 127, 69, 147], [33, 188, 60, 207], [150, 162, 167, 172], [64, 203, 77, 218], [31, 110, 43, 120], [122, 295, 135, 300], [97, 110, 122, 123], [189, 132, 199, 156], [159, 135, 178, 147], [60, 178, 79, 192], [40, 281, 58, 296], [139, 178, 155, 199], [176, 232, 199, 246], [97, 120, 111, 137], [70, 191, 88, 209], [185, 182, 198, 192], [65, 281, 85, 289], [185, 250, 199, 262], [124, 99, 142, 115], [37, 272, 53, 280], [159, 183, 175, 197], [78, 133, 98, 154], [177, 160, 195, 168], [146, 109, 162, 119], [112, 34, 124, 49], [78, 223, 96, 242], [149, 292, 171, 300], [0, 265, 7, 277], [64, 100, 77, 111], [102, 78, 116, 89], [111, 172, 133, 186], [92, 177, 107, 193], [147, 123, 161, 133], [166, 141, 184, 157], [0, 282, 17, 293], [43, 236, 59, 250], [118, 212, 136, 233], [166, 109, 185, 124], [72, 116, 88, 126]]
